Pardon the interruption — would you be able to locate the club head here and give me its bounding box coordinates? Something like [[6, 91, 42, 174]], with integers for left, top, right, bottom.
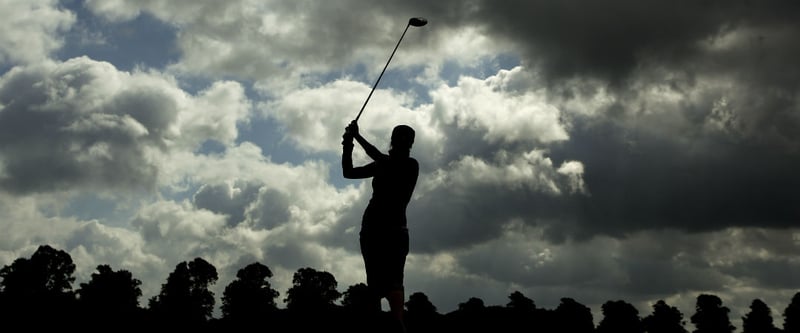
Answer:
[[409, 17, 428, 27]]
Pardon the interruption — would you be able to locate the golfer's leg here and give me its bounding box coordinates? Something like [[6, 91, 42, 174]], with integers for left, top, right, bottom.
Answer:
[[387, 289, 404, 321], [387, 289, 407, 333]]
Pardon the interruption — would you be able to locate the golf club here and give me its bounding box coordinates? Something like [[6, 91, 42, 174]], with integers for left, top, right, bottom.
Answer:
[[353, 17, 427, 122]]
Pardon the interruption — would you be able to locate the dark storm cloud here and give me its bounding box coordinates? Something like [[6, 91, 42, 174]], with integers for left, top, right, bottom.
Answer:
[[721, 258, 800, 289], [407, 152, 588, 252], [408, 184, 571, 251], [455, 230, 732, 298], [551, 116, 800, 235], [398, 0, 800, 243], [408, 109, 800, 249], [285, 1, 473, 63], [464, 0, 800, 84]]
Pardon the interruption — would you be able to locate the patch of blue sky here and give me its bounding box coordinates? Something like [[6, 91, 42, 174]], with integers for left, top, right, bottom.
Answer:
[[371, 65, 432, 106], [305, 61, 431, 106], [235, 117, 356, 189], [333, 53, 522, 107], [57, 0, 180, 72], [306, 62, 372, 88], [54, 191, 148, 227], [439, 53, 521, 86], [235, 116, 305, 163], [159, 183, 203, 206]]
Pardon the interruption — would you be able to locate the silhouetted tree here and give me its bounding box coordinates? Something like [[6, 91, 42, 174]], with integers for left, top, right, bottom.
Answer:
[[642, 300, 688, 333], [0, 245, 76, 296], [148, 257, 218, 324], [405, 291, 443, 333], [76, 264, 142, 323], [504, 291, 538, 331], [460, 297, 486, 312], [342, 282, 374, 313], [407, 291, 438, 315], [690, 294, 735, 333], [0, 245, 77, 326], [554, 298, 595, 333], [507, 291, 536, 312], [284, 267, 341, 311], [742, 298, 779, 333], [220, 262, 278, 321], [282, 267, 343, 331], [445, 297, 490, 333], [785, 292, 800, 333], [597, 299, 643, 333], [341, 283, 388, 333]]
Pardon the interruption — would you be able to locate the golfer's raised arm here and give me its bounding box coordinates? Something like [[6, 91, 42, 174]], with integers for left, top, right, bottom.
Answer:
[[347, 121, 385, 162], [342, 126, 376, 179], [355, 135, 384, 162]]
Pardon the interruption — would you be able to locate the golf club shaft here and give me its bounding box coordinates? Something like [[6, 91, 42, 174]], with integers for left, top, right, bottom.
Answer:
[[354, 22, 412, 122]]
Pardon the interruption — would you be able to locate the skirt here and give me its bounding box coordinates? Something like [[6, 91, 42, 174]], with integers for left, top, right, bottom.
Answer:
[[359, 226, 409, 296]]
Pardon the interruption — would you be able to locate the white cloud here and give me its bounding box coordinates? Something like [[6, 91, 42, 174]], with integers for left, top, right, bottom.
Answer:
[[0, 193, 81, 255], [262, 80, 388, 153], [133, 200, 227, 244], [0, 0, 75, 65], [262, 66, 569, 170], [0, 191, 166, 303], [82, 0, 513, 88], [557, 160, 587, 195], [0, 57, 251, 194], [261, 79, 432, 155], [413, 25, 511, 69], [84, 0, 150, 22], [66, 220, 165, 297], [85, 0, 379, 79], [431, 66, 569, 145], [178, 80, 252, 147], [421, 150, 584, 196]]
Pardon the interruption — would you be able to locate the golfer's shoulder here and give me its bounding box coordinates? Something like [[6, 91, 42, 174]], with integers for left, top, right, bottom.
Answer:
[[387, 156, 418, 170], [407, 157, 419, 169]]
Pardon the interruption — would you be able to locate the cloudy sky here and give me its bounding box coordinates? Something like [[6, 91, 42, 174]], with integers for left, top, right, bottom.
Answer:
[[2, 0, 799, 326]]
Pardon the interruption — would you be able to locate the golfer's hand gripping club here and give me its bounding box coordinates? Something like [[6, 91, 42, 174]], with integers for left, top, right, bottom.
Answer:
[[346, 121, 359, 137]]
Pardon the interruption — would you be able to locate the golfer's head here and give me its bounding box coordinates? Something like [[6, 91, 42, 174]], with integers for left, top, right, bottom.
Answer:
[[391, 125, 415, 152]]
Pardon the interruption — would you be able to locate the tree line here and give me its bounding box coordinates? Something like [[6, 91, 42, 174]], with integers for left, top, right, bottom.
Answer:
[[1, 244, 798, 333]]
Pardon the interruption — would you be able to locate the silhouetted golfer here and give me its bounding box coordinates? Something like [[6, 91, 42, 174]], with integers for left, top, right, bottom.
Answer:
[[342, 120, 419, 328]]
